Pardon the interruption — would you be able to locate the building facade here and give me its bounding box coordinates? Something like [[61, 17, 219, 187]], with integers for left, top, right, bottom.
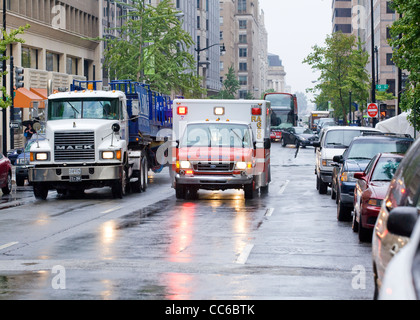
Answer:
[[267, 53, 286, 93], [220, 0, 268, 99]]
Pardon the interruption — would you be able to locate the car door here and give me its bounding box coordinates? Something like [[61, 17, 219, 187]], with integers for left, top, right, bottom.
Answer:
[[0, 154, 6, 186]]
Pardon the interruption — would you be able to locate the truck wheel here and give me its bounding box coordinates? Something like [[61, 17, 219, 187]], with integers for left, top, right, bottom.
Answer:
[[1, 173, 12, 195], [33, 183, 48, 200], [112, 169, 127, 199], [318, 178, 328, 195], [131, 170, 141, 193], [16, 176, 25, 187], [244, 183, 255, 199], [141, 156, 148, 192], [175, 184, 186, 199]]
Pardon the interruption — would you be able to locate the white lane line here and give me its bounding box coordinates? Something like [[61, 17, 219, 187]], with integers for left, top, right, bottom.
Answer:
[[265, 208, 275, 217], [236, 244, 254, 265], [100, 206, 123, 214], [278, 180, 290, 195], [0, 242, 19, 251]]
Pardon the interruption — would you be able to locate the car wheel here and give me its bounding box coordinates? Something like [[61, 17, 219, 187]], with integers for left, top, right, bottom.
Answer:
[[337, 197, 352, 221], [1, 173, 12, 195], [318, 178, 328, 195], [358, 218, 372, 242], [281, 138, 286, 147], [352, 210, 359, 232], [316, 175, 320, 191], [331, 182, 336, 200]]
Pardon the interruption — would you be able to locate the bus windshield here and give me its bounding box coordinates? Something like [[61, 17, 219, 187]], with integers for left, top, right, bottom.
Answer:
[[271, 108, 294, 130], [265, 94, 293, 109], [48, 98, 120, 120], [181, 123, 252, 148]]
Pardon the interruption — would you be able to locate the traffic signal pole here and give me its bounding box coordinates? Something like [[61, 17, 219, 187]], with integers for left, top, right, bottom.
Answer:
[[9, 55, 13, 149], [2, 0, 7, 156]]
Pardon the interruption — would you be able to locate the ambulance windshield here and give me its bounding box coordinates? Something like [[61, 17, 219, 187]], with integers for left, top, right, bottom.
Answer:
[[181, 123, 252, 148]]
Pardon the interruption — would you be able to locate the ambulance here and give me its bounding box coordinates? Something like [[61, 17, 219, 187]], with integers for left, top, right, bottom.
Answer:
[[171, 99, 271, 199]]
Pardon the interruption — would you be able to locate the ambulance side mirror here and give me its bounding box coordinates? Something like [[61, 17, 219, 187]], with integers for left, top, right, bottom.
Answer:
[[264, 138, 271, 150], [176, 140, 179, 148]]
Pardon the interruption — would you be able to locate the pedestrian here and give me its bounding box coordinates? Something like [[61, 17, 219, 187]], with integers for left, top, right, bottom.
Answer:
[[24, 123, 36, 141]]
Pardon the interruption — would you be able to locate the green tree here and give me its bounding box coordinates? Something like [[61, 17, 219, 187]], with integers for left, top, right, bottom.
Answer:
[[100, 0, 203, 97], [215, 66, 240, 99], [388, 0, 420, 129], [0, 25, 30, 109], [304, 32, 370, 124]]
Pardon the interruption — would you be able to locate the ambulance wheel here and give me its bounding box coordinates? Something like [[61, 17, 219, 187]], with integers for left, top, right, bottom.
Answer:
[[175, 184, 186, 199], [244, 183, 255, 199]]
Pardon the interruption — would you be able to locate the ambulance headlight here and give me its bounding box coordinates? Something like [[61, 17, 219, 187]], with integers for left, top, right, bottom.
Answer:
[[179, 161, 191, 169], [235, 162, 247, 170]]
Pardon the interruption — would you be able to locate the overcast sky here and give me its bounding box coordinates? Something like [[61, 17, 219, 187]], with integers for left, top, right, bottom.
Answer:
[[259, 0, 332, 104]]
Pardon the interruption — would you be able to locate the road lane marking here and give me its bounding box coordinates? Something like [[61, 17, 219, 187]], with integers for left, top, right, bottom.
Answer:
[[265, 208, 275, 217], [100, 206, 123, 214], [278, 180, 290, 195], [0, 242, 19, 251], [236, 244, 254, 265]]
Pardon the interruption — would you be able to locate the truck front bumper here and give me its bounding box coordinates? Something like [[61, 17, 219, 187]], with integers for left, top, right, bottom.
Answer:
[[175, 173, 253, 191], [29, 165, 122, 186]]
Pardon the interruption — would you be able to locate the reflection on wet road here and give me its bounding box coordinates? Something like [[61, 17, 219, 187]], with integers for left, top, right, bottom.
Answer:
[[0, 144, 374, 299]]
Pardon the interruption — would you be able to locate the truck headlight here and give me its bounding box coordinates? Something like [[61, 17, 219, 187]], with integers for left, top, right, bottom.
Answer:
[[31, 152, 49, 161], [179, 161, 191, 169], [102, 151, 115, 159]]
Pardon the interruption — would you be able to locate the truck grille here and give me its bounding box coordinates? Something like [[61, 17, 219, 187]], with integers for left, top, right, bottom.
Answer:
[[193, 162, 234, 172], [54, 131, 95, 162]]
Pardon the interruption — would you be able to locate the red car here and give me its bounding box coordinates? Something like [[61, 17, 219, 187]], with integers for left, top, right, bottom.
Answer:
[[0, 153, 12, 195], [352, 153, 404, 242]]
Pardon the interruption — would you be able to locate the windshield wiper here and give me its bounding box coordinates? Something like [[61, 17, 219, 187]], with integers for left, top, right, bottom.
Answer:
[[348, 157, 371, 160]]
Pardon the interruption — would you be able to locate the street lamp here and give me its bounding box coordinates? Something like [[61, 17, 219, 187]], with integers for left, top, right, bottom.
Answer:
[[195, 43, 225, 77]]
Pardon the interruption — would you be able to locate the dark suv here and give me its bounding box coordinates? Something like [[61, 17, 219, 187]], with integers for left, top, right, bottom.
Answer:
[[333, 134, 413, 222]]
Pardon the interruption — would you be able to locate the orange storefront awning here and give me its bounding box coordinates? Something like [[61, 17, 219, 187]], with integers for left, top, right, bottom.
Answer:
[[30, 88, 48, 100], [14, 87, 45, 109]]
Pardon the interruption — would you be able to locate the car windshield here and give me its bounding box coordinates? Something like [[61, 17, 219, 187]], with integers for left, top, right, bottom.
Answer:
[[181, 123, 252, 148], [346, 140, 412, 160], [294, 127, 312, 134], [48, 98, 120, 120], [371, 157, 403, 181], [324, 130, 368, 148]]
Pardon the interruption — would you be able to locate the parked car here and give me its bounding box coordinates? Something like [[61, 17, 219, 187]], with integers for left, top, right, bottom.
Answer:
[[6, 148, 24, 165], [313, 126, 381, 195], [372, 137, 420, 299], [0, 153, 12, 195], [281, 126, 318, 148], [352, 153, 404, 242], [15, 136, 45, 186], [332, 134, 413, 222], [379, 208, 420, 300]]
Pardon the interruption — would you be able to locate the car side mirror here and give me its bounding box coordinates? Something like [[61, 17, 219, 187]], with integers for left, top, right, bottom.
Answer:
[[17, 149, 23, 154], [333, 155, 343, 163], [354, 172, 365, 180], [387, 206, 418, 238]]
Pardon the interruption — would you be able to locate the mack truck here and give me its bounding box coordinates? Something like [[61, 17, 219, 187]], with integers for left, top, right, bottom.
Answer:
[[171, 99, 272, 199], [28, 80, 172, 199]]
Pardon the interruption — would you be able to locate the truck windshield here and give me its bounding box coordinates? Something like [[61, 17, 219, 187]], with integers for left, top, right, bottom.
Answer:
[[181, 123, 252, 148], [48, 98, 120, 120]]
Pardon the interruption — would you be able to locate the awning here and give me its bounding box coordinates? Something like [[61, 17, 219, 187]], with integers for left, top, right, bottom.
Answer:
[[30, 88, 48, 100], [14, 87, 45, 109]]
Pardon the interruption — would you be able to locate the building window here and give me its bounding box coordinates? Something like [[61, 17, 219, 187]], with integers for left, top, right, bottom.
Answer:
[[239, 48, 247, 58], [386, 53, 394, 65], [239, 20, 247, 29], [239, 34, 247, 44], [46, 52, 60, 72], [21, 47, 38, 69], [238, 0, 247, 13], [239, 62, 247, 71], [239, 76, 247, 85], [67, 56, 79, 75], [386, 1, 395, 14], [386, 79, 396, 95], [239, 90, 248, 99]]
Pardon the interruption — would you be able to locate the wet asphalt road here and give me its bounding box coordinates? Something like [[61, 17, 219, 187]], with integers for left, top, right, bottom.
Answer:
[[0, 144, 374, 300]]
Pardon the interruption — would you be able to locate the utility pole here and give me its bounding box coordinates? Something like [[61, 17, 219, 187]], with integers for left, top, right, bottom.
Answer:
[[2, 0, 7, 155], [370, 0, 377, 127]]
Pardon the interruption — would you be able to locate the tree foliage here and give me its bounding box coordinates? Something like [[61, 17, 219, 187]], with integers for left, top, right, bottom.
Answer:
[[0, 25, 30, 109], [388, 0, 420, 129], [304, 32, 370, 124], [213, 66, 239, 99], [100, 0, 204, 97]]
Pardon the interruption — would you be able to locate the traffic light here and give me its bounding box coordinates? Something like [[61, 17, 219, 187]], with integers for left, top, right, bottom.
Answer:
[[15, 67, 24, 88]]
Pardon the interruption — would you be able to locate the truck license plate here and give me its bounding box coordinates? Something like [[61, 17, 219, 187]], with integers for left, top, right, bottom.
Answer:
[[69, 168, 82, 182]]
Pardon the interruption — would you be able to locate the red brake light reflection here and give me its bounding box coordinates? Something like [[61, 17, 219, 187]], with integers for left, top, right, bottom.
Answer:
[[177, 106, 188, 115]]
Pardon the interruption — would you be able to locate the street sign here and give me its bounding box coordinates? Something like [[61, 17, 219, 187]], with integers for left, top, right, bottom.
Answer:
[[9, 122, 21, 130], [376, 84, 389, 92], [367, 103, 379, 118]]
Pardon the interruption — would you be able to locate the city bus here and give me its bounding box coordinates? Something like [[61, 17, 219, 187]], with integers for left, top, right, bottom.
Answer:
[[264, 92, 298, 141]]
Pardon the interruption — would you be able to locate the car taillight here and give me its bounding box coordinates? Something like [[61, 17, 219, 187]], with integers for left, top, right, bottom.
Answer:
[[177, 106, 188, 115]]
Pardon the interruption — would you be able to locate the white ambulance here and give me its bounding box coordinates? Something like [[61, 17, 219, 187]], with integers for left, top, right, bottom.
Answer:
[[171, 99, 271, 199]]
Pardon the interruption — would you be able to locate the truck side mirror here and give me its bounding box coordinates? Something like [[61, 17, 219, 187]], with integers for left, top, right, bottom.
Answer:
[[333, 155, 343, 163], [112, 123, 120, 133], [313, 141, 320, 148]]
